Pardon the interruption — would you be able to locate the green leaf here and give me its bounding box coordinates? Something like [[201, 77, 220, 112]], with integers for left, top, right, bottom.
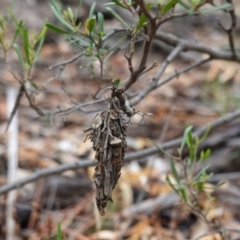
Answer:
[[89, 2, 96, 18], [180, 125, 193, 152], [68, 7, 75, 21], [8, 9, 22, 29], [50, 0, 76, 32], [111, 0, 128, 9], [76, 0, 83, 19], [98, 12, 104, 33], [166, 175, 178, 193], [170, 161, 179, 183], [34, 26, 47, 60], [135, 13, 147, 33], [194, 165, 210, 180], [200, 148, 211, 162], [199, 126, 211, 143], [106, 7, 129, 28], [86, 17, 96, 33], [57, 222, 62, 240], [179, 184, 191, 204], [178, 0, 190, 9], [13, 43, 25, 66], [113, 78, 121, 88], [23, 28, 31, 64], [162, 0, 178, 15], [186, 128, 193, 148], [148, 139, 179, 160], [188, 145, 195, 167], [200, 3, 231, 15], [10, 20, 23, 46], [46, 23, 73, 34], [196, 181, 204, 191]]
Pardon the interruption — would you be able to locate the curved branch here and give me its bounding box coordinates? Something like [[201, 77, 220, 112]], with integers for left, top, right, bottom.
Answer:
[[155, 31, 240, 61]]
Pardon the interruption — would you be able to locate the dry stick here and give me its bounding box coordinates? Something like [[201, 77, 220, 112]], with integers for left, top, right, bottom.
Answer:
[[102, 28, 129, 42], [1, 107, 240, 196], [130, 55, 210, 106], [5, 85, 24, 131], [154, 31, 240, 61], [47, 52, 84, 70]]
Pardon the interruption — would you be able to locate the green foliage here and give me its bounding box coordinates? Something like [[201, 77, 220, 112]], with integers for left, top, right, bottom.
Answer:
[[161, 0, 178, 15], [57, 222, 62, 240], [158, 126, 217, 212], [105, 7, 129, 28], [0, 9, 46, 73]]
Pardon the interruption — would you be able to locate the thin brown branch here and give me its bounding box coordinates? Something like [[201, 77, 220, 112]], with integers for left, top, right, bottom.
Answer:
[[1, 107, 240, 195], [48, 52, 84, 70], [23, 85, 45, 116], [158, 11, 199, 25], [134, 0, 154, 21], [155, 31, 239, 61], [218, 0, 237, 58], [131, 45, 203, 106], [6, 85, 24, 131], [117, 1, 158, 94]]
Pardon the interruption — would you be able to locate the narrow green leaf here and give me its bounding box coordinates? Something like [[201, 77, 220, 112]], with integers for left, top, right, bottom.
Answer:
[[196, 181, 204, 191], [34, 34, 45, 61], [34, 26, 47, 59], [68, 7, 75, 21], [166, 175, 178, 193], [194, 165, 210, 180], [111, 0, 128, 9], [23, 28, 31, 64], [46, 23, 73, 34], [10, 20, 23, 47], [178, 0, 190, 9], [179, 184, 190, 204], [89, 2, 96, 18], [199, 126, 211, 143], [57, 222, 62, 240], [200, 148, 211, 162], [22, 28, 31, 64], [76, 0, 83, 19], [98, 12, 104, 33], [106, 7, 129, 28], [162, 0, 178, 15], [200, 3, 231, 15], [148, 139, 179, 160], [180, 125, 193, 152], [188, 145, 196, 167], [7, 9, 22, 29], [86, 17, 96, 33], [186, 128, 193, 148], [171, 161, 180, 183], [13, 43, 25, 66], [135, 13, 147, 33], [50, 4, 76, 32]]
